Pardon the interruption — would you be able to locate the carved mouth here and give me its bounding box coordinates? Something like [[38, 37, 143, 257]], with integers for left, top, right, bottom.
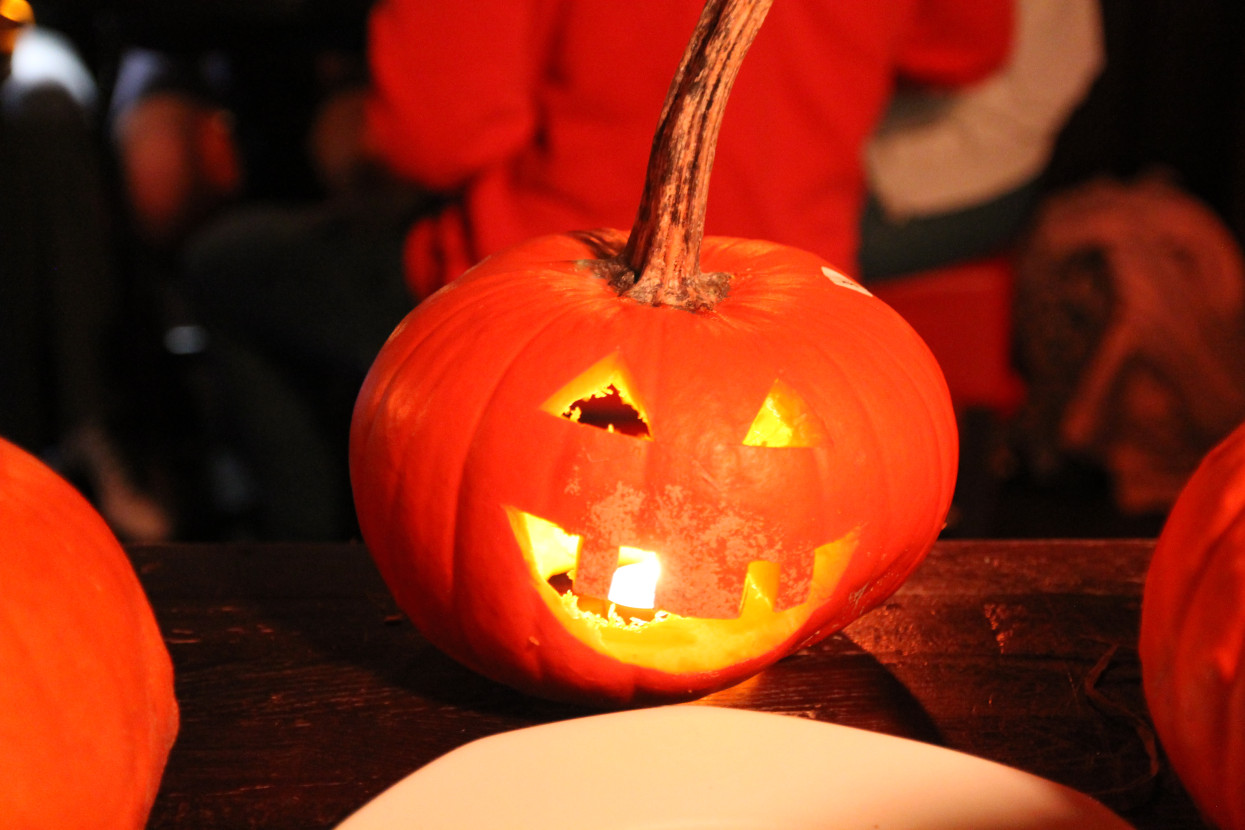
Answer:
[[505, 505, 858, 673], [511, 507, 796, 623]]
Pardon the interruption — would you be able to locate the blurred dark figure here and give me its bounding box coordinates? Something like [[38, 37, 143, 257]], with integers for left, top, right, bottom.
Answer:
[[6, 0, 379, 539], [998, 0, 1245, 533], [1013, 175, 1245, 516], [102, 1, 385, 540], [96, 1, 377, 247], [1, 8, 171, 540]]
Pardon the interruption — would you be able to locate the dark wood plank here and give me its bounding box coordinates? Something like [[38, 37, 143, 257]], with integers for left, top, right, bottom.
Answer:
[[128, 540, 1208, 830]]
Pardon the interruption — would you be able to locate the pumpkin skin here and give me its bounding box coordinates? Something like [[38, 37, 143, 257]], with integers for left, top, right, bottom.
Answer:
[[0, 437, 178, 829], [350, 229, 958, 705], [1140, 420, 1245, 829]]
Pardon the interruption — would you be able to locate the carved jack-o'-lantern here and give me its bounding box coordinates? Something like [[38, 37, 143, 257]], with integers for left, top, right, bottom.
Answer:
[[349, 0, 958, 705]]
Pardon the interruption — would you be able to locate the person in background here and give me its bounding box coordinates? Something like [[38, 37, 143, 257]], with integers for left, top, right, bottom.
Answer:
[[366, 0, 1014, 301], [2, 4, 172, 540], [181, 0, 1013, 539], [103, 2, 376, 250], [859, 0, 1105, 279], [4, 1, 383, 540]]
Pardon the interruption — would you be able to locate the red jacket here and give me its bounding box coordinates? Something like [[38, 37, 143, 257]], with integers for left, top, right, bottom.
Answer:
[[366, 0, 1012, 299]]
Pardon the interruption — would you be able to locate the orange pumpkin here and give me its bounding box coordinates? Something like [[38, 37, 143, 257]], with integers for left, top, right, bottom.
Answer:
[[349, 0, 957, 705], [1140, 420, 1245, 829], [0, 437, 178, 828]]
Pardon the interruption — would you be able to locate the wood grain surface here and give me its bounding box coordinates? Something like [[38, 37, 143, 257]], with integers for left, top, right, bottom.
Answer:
[[129, 539, 1208, 829]]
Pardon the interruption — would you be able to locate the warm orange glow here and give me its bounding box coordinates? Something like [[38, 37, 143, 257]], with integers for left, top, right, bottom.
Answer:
[[510, 510, 661, 610], [608, 548, 661, 608], [516, 510, 580, 582], [505, 505, 858, 674], [1, 0, 34, 53], [742, 379, 826, 447], [542, 354, 651, 439]]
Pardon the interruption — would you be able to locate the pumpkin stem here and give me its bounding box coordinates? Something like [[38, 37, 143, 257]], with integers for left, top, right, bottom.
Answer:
[[609, 0, 773, 311]]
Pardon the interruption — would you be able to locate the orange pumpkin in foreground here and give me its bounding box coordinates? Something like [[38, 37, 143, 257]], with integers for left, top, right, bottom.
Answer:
[[0, 437, 178, 828], [349, 0, 958, 705], [1141, 420, 1245, 830]]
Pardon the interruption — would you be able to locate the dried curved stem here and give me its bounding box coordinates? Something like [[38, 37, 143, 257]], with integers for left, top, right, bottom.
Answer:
[[606, 0, 773, 311]]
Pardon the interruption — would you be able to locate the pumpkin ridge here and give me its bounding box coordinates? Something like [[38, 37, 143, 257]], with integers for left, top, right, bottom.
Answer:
[[871, 318, 960, 515], [356, 265, 599, 538], [448, 287, 619, 668], [1140, 421, 1245, 830], [353, 284, 515, 604], [799, 292, 951, 600], [798, 311, 889, 535], [1145, 472, 1245, 682], [1166, 525, 1239, 798]]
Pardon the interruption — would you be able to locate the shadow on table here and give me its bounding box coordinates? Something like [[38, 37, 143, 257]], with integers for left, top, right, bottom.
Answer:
[[138, 541, 943, 829]]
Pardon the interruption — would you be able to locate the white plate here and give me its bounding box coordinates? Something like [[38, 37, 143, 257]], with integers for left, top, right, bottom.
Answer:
[[336, 705, 1133, 830]]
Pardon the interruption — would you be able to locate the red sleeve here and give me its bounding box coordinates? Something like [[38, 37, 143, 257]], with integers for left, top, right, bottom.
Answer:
[[895, 0, 1013, 87], [364, 0, 551, 192]]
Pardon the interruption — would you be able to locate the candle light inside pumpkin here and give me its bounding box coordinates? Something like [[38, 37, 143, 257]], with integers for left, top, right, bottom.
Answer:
[[608, 547, 661, 609], [511, 508, 663, 612]]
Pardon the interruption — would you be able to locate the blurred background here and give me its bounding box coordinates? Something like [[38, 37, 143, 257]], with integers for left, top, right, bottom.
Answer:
[[3, 0, 1244, 543]]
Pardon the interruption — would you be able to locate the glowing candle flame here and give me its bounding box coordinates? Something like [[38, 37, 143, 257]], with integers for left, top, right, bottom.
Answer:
[[608, 547, 661, 609]]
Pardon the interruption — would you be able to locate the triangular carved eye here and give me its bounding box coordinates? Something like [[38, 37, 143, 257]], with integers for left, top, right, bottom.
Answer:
[[743, 379, 826, 447], [564, 385, 650, 437], [543, 355, 652, 439]]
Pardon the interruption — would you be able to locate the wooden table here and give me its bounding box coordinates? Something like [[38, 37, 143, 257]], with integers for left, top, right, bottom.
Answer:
[[131, 539, 1207, 829]]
